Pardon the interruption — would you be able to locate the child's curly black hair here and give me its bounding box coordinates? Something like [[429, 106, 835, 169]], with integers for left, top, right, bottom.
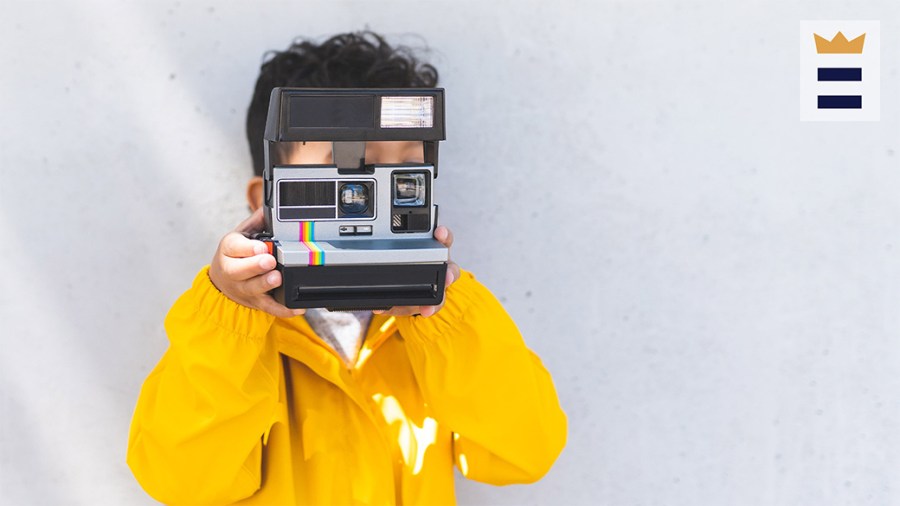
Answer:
[[246, 31, 439, 176]]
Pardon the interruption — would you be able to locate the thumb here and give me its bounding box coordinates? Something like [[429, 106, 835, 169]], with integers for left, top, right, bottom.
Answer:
[[236, 207, 266, 235]]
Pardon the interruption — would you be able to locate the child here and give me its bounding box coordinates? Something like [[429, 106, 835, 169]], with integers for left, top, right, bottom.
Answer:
[[127, 31, 567, 505]]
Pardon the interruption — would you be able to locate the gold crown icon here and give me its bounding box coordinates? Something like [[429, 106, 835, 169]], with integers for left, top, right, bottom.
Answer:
[[814, 31, 865, 54]]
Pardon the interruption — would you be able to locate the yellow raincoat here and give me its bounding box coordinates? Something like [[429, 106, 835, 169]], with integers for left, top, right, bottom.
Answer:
[[127, 267, 567, 505]]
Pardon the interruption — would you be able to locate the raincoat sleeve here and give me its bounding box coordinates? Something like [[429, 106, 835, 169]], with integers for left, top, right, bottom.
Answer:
[[127, 266, 281, 505], [396, 270, 567, 485]]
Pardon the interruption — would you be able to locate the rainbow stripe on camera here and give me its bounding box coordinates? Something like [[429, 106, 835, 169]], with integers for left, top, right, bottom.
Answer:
[[300, 222, 325, 266]]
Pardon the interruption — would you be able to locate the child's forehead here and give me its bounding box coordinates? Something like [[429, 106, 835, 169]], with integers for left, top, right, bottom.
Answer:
[[280, 140, 423, 164]]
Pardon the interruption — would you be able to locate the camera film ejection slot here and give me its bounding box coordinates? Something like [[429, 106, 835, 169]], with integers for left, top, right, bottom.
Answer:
[[296, 283, 437, 302]]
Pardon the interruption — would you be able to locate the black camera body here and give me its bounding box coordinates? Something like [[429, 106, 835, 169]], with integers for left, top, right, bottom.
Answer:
[[261, 88, 448, 310]]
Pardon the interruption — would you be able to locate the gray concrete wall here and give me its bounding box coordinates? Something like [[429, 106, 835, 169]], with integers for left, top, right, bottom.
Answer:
[[2, 1, 899, 504]]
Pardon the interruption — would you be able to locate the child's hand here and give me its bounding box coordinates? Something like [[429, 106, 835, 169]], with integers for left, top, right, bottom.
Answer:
[[208, 208, 305, 319], [374, 225, 461, 318]]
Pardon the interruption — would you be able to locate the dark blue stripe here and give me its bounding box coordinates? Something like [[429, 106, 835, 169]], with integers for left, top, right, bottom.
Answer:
[[818, 68, 862, 81], [818, 95, 862, 109]]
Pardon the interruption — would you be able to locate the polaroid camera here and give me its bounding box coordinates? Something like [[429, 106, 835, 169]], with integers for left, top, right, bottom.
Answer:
[[259, 87, 449, 310]]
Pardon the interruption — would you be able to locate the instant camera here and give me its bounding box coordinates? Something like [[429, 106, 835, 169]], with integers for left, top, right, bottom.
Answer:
[[259, 88, 449, 310]]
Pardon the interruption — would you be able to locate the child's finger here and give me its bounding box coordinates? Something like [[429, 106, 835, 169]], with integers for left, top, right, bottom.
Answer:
[[221, 232, 268, 258], [235, 207, 265, 235], [446, 261, 461, 286], [255, 296, 299, 319], [222, 254, 276, 281], [382, 306, 421, 317], [434, 226, 454, 247], [419, 305, 440, 318], [241, 269, 282, 297]]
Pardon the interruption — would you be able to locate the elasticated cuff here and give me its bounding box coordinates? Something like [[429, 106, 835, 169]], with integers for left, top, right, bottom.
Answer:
[[395, 269, 494, 343], [178, 265, 276, 343]]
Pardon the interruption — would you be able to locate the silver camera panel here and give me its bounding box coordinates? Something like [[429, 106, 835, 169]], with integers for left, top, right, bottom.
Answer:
[[276, 239, 448, 266], [271, 165, 436, 242]]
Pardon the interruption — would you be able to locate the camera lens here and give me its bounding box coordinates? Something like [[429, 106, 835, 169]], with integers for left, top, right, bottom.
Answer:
[[339, 183, 369, 214], [393, 173, 426, 207]]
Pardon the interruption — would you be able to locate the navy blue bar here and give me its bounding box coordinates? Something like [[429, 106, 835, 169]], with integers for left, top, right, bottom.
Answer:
[[818, 67, 862, 81], [818, 95, 862, 109]]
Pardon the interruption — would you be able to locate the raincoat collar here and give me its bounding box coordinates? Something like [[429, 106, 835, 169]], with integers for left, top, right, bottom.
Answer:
[[271, 313, 398, 417]]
